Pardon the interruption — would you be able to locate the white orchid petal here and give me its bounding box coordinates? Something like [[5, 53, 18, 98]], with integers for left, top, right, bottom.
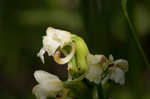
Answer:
[[33, 70, 63, 99], [37, 27, 72, 63], [34, 70, 60, 84], [86, 54, 107, 64], [37, 48, 46, 64], [86, 54, 107, 84], [43, 36, 61, 56], [32, 84, 47, 99], [86, 64, 103, 84], [33, 81, 63, 99], [53, 44, 75, 64], [46, 27, 71, 47], [110, 68, 125, 85]]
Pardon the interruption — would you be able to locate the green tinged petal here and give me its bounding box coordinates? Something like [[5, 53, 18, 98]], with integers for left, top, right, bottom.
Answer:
[[71, 35, 89, 75]]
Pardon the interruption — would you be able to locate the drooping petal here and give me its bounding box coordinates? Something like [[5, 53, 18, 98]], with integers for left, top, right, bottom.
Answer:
[[37, 48, 46, 64], [43, 35, 61, 56]]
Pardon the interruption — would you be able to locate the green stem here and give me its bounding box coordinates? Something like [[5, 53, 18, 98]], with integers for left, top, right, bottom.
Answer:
[[96, 84, 104, 99], [121, 0, 150, 70], [63, 81, 92, 99]]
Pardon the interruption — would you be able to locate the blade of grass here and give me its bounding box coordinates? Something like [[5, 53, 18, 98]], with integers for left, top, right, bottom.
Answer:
[[121, 0, 150, 70]]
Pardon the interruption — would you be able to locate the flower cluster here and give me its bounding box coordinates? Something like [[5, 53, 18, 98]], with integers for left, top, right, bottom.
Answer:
[[33, 27, 128, 99], [86, 54, 128, 85]]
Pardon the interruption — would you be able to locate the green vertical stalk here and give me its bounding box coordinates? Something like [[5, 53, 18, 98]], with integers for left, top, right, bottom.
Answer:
[[121, 0, 150, 70]]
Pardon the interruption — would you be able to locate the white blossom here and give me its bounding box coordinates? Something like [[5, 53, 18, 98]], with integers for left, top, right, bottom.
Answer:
[[37, 27, 74, 64], [32, 70, 63, 99], [86, 54, 107, 84], [102, 58, 128, 85], [86, 54, 128, 85], [109, 59, 128, 85], [86, 64, 103, 84]]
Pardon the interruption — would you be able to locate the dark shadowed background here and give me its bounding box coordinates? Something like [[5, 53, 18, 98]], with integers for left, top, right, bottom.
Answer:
[[1, 0, 150, 99]]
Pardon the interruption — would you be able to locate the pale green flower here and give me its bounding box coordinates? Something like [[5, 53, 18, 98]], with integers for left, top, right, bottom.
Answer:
[[32, 70, 63, 99]]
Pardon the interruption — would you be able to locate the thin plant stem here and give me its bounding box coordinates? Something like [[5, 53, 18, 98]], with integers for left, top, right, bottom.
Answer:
[[121, 0, 150, 70]]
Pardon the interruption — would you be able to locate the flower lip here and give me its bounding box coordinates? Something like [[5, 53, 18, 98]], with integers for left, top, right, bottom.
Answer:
[[53, 43, 75, 64], [109, 67, 125, 85]]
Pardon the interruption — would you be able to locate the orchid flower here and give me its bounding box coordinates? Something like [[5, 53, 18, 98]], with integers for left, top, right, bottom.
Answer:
[[85, 54, 107, 84], [100, 56, 128, 85], [37, 27, 90, 79], [37, 27, 74, 64], [108, 58, 128, 85], [32, 70, 63, 99], [85, 54, 128, 85], [33, 27, 129, 99]]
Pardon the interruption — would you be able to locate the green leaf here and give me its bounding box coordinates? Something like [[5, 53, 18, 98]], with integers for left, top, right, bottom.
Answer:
[[121, 0, 150, 70]]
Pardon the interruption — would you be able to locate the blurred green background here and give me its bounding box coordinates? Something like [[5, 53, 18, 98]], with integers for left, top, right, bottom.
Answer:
[[1, 0, 150, 99]]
